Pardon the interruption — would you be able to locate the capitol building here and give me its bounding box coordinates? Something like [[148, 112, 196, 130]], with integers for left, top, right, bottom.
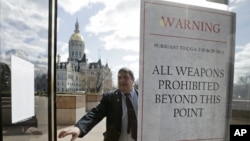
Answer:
[[56, 20, 112, 93]]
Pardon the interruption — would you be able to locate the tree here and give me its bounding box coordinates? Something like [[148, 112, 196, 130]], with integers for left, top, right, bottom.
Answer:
[[134, 79, 139, 90], [234, 75, 250, 100], [94, 68, 105, 93], [0, 63, 11, 96]]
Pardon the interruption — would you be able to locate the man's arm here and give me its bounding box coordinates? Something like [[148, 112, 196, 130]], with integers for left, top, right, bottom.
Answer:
[[58, 93, 110, 140], [58, 126, 80, 141], [75, 93, 109, 137]]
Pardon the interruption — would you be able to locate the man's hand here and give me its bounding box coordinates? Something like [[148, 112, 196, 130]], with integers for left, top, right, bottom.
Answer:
[[58, 126, 81, 141]]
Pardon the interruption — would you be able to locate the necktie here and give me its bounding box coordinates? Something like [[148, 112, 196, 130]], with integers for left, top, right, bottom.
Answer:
[[125, 93, 137, 141]]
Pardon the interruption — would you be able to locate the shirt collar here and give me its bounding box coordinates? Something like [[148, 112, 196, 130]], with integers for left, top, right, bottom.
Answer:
[[121, 87, 135, 97]]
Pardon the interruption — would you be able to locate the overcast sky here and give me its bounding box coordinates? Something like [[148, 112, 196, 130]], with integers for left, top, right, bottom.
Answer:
[[1, 0, 250, 85]]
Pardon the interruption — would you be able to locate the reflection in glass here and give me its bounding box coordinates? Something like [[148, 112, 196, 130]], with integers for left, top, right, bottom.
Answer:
[[1, 0, 49, 141]]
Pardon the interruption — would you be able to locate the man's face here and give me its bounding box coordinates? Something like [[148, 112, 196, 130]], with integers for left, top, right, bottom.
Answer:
[[118, 71, 134, 93]]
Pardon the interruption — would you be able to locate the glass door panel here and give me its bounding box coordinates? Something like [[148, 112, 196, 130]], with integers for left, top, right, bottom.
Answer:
[[1, 0, 50, 141]]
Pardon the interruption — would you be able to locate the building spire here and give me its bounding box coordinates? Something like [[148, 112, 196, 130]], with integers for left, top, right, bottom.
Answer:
[[98, 48, 101, 60], [74, 18, 80, 33]]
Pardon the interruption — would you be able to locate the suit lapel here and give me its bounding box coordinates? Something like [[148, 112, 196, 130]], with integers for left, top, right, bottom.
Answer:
[[114, 90, 122, 115]]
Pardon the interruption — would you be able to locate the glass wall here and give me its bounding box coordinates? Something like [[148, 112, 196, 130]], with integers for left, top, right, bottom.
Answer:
[[55, 0, 249, 141], [0, 0, 50, 141], [1, 0, 249, 141], [229, 0, 250, 126]]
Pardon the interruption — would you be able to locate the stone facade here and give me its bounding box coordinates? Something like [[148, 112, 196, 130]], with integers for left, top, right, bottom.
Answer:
[[56, 19, 112, 93]]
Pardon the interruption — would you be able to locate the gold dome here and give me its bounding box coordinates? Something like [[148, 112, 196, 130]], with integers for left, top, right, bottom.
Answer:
[[70, 33, 84, 42]]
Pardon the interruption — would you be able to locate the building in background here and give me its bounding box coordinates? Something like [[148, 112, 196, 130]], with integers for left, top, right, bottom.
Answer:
[[56, 20, 112, 93]]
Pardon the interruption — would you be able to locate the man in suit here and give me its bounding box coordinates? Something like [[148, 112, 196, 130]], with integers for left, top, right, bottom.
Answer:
[[58, 67, 138, 141]]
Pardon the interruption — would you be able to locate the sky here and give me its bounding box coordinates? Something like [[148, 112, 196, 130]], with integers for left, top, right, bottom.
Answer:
[[0, 0, 250, 85]]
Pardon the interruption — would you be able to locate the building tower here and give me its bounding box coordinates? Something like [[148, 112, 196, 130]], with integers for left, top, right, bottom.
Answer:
[[56, 19, 112, 93], [69, 19, 85, 62]]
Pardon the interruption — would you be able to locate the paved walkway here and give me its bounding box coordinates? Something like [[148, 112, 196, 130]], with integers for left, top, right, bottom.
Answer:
[[57, 118, 106, 141], [2, 119, 106, 141]]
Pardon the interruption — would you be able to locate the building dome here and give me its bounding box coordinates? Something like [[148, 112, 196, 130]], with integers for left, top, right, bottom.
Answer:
[[69, 19, 84, 42], [70, 32, 84, 42]]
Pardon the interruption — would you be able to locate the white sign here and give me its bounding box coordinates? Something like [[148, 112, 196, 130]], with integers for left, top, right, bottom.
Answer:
[[138, 0, 235, 141], [11, 55, 35, 123]]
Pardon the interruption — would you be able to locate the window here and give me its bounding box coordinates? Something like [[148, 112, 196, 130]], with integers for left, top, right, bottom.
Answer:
[[1, 0, 53, 140], [2, 1, 248, 141]]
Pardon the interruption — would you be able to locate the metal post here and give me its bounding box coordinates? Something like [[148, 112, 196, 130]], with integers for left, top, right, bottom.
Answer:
[[0, 84, 2, 141], [48, 0, 57, 141]]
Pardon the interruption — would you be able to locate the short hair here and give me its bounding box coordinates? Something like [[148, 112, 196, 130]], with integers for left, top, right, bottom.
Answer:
[[118, 67, 135, 81]]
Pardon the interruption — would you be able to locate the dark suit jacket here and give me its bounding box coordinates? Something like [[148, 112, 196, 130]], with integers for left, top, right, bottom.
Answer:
[[75, 89, 138, 141]]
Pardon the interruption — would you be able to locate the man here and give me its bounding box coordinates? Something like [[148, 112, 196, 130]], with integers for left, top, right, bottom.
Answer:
[[58, 67, 138, 141]]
